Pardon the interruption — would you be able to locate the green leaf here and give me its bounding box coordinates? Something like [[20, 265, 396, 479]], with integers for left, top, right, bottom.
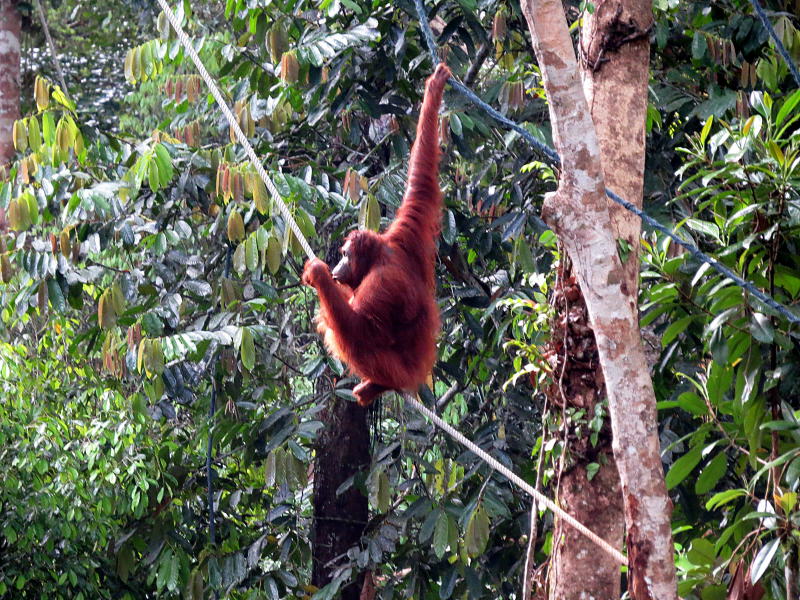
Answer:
[[141, 41, 154, 78], [675, 391, 708, 416], [750, 538, 780, 583], [705, 488, 746, 511], [778, 491, 797, 514], [148, 158, 160, 193], [167, 551, 179, 592], [265, 451, 277, 487], [760, 420, 800, 432], [154, 143, 174, 185], [767, 140, 785, 166], [775, 88, 800, 128], [699, 116, 714, 146], [3, 525, 17, 543], [364, 195, 380, 232], [665, 445, 702, 490], [233, 243, 246, 275], [749, 313, 774, 343], [695, 452, 727, 495], [295, 207, 316, 241], [514, 236, 535, 274], [465, 504, 489, 557], [240, 327, 255, 371], [687, 537, 716, 566], [450, 113, 463, 137], [24, 192, 39, 226], [245, 235, 259, 272], [661, 315, 694, 347], [442, 209, 456, 245], [154, 232, 167, 254], [124, 48, 135, 83], [295, 20, 379, 65], [47, 278, 66, 312], [266, 235, 281, 275], [691, 32, 706, 59], [28, 116, 42, 152], [132, 46, 143, 82], [41, 111, 56, 145], [433, 510, 449, 559], [685, 218, 720, 240]]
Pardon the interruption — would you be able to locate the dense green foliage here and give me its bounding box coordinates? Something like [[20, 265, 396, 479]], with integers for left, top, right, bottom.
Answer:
[[1, 0, 799, 598]]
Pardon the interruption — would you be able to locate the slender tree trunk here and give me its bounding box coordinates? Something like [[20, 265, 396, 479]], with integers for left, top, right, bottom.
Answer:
[[580, 0, 652, 290], [547, 2, 653, 598], [518, 1, 677, 598], [0, 0, 20, 169], [547, 263, 623, 600], [551, 462, 623, 598], [33, 0, 70, 99], [577, 3, 661, 598], [786, 545, 798, 600], [312, 393, 370, 599]]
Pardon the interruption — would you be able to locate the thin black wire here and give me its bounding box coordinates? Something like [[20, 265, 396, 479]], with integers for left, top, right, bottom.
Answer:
[[206, 244, 232, 600], [413, 0, 800, 326], [206, 385, 217, 541], [749, 0, 800, 87]]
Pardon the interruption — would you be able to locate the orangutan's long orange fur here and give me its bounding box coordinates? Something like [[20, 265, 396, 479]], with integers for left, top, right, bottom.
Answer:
[[302, 63, 450, 406]]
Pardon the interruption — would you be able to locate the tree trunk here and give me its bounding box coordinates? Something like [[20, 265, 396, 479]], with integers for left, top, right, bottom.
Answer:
[[551, 462, 623, 599], [580, 0, 652, 292], [547, 264, 624, 600], [312, 394, 370, 599], [0, 0, 20, 169], [547, 2, 653, 598], [518, 1, 677, 598]]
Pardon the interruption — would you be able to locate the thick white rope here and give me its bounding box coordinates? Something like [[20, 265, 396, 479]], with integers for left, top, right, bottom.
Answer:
[[403, 392, 628, 565], [154, 0, 316, 261], [154, 0, 626, 566]]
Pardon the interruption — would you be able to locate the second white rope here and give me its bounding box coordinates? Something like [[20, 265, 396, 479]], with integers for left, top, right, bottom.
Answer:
[[155, 0, 316, 261], [403, 392, 628, 565]]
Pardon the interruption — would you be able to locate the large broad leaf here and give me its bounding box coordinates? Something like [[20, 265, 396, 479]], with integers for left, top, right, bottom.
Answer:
[[153, 143, 174, 186], [433, 510, 449, 559], [750, 538, 780, 583], [665, 445, 703, 490], [295, 19, 380, 67], [465, 504, 490, 557], [695, 452, 727, 495], [240, 326, 255, 371]]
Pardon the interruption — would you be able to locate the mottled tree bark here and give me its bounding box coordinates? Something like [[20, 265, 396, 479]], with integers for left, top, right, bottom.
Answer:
[[546, 266, 624, 600], [580, 0, 652, 293], [518, 0, 677, 597], [0, 0, 20, 169], [547, 2, 653, 598], [551, 461, 624, 598], [312, 394, 370, 600]]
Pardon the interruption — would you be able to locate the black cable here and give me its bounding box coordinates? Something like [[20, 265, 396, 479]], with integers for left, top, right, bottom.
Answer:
[[413, 0, 800, 326], [206, 244, 232, 600]]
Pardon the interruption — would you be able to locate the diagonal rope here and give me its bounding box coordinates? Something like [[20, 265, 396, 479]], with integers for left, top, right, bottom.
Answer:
[[413, 0, 800, 327], [154, 0, 316, 261], [403, 392, 628, 565]]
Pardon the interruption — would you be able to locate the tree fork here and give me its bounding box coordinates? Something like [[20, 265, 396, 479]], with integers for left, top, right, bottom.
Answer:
[[519, 0, 677, 597]]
